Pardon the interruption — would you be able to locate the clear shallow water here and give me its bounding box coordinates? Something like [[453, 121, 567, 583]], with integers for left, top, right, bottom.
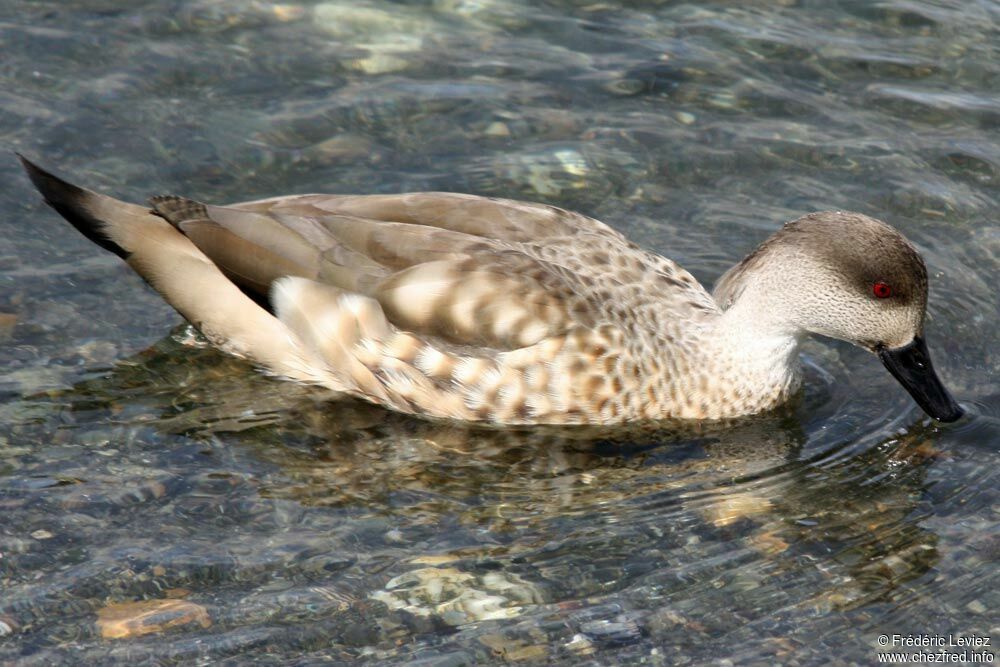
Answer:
[[0, 0, 998, 663]]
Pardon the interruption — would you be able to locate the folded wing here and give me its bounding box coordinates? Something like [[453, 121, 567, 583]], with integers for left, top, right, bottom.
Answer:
[[151, 192, 620, 353]]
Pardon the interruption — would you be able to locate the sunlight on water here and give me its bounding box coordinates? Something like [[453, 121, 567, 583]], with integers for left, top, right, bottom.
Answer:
[[0, 0, 997, 663]]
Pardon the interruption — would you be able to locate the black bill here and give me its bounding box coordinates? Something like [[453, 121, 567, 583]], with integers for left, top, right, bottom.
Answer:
[[878, 336, 963, 422]]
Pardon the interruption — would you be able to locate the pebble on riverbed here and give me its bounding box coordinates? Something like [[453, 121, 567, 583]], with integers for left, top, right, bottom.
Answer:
[[370, 566, 544, 626], [0, 313, 17, 341], [313, 2, 432, 74], [95, 598, 212, 639], [704, 490, 773, 527]]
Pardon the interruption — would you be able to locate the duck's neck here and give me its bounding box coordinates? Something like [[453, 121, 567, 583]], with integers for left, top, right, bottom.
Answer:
[[699, 295, 805, 417]]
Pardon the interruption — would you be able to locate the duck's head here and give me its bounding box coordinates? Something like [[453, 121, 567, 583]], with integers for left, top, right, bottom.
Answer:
[[714, 211, 963, 422]]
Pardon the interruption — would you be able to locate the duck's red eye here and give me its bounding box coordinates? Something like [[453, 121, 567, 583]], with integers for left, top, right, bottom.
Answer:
[[873, 281, 892, 299]]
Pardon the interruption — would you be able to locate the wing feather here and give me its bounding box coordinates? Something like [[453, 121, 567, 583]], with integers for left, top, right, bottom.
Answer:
[[153, 192, 616, 353], [234, 192, 624, 242]]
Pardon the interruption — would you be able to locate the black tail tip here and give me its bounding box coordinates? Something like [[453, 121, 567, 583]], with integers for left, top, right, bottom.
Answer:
[[18, 152, 85, 204], [18, 153, 131, 260], [17, 152, 51, 185]]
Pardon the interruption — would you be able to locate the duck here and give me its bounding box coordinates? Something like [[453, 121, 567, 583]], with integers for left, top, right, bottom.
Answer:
[[18, 155, 963, 425]]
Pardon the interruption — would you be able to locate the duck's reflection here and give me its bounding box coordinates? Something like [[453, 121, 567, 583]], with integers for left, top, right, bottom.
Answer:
[[48, 327, 941, 626]]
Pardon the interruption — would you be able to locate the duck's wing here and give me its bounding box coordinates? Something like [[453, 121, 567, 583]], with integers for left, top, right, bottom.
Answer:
[[147, 192, 647, 423], [237, 191, 625, 243], [150, 192, 625, 352]]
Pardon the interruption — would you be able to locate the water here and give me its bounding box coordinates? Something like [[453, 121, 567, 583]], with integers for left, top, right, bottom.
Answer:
[[1, 0, 998, 663]]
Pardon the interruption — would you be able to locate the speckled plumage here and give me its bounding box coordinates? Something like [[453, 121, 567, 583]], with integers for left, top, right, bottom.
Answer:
[[21, 156, 953, 424]]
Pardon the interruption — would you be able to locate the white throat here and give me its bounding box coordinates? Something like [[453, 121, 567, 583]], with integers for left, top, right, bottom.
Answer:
[[706, 295, 805, 414]]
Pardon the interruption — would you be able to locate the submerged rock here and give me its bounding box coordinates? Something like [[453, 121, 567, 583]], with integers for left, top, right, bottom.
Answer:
[[370, 566, 544, 625], [96, 598, 211, 639]]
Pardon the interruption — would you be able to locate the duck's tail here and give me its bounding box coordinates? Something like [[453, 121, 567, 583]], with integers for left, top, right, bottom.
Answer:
[[18, 154, 326, 387]]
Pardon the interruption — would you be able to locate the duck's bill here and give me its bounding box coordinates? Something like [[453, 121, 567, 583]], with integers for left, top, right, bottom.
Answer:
[[878, 336, 964, 422]]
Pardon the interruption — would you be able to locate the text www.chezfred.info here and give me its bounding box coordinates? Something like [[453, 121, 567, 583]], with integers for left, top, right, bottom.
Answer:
[[876, 634, 994, 664]]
